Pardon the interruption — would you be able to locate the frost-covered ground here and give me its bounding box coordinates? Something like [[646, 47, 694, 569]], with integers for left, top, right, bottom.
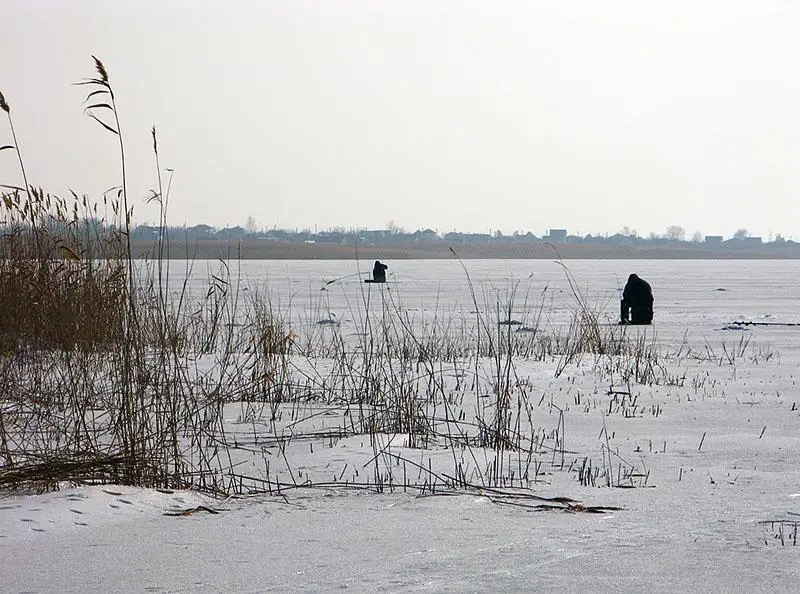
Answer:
[[3, 260, 800, 592]]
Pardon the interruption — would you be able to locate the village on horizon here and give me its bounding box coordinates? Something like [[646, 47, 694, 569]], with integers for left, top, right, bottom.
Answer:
[[123, 222, 800, 259], [132, 223, 792, 248]]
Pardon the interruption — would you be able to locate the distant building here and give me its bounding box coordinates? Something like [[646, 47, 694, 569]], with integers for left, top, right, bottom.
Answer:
[[185, 224, 215, 239], [704, 235, 723, 244], [413, 229, 440, 242], [218, 226, 248, 240], [547, 229, 567, 241], [444, 232, 493, 243], [607, 233, 632, 244], [744, 236, 762, 244], [133, 224, 160, 239]]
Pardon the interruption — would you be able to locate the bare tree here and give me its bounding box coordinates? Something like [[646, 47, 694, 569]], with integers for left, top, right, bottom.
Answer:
[[246, 215, 258, 234], [387, 220, 404, 235], [691, 230, 703, 242], [665, 225, 686, 241]]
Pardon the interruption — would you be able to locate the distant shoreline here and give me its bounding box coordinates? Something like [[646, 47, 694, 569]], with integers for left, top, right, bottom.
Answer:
[[132, 239, 800, 260]]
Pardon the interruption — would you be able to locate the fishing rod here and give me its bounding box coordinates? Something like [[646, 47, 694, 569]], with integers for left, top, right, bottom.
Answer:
[[320, 271, 365, 290]]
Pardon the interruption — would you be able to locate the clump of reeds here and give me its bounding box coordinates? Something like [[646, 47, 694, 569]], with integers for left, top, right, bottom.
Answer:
[[0, 58, 655, 498], [0, 59, 286, 493], [0, 93, 127, 353]]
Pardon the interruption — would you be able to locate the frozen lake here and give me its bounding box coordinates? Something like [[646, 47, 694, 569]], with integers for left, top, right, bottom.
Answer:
[[4, 258, 800, 592], [166, 258, 800, 353]]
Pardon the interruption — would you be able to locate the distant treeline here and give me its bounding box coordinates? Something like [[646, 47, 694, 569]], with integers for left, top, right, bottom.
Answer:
[[6, 220, 800, 260], [131, 237, 800, 261], [131, 224, 790, 248]]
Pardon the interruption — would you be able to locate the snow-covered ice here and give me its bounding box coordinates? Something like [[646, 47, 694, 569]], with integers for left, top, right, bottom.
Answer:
[[3, 259, 800, 592]]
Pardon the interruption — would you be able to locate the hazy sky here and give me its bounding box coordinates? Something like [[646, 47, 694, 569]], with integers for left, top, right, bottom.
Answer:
[[2, 1, 800, 238]]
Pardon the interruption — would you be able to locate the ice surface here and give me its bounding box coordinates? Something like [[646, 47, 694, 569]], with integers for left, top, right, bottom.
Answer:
[[3, 259, 800, 592]]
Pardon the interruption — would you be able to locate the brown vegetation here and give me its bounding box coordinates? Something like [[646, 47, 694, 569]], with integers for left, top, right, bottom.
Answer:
[[0, 58, 691, 497], [133, 238, 800, 260]]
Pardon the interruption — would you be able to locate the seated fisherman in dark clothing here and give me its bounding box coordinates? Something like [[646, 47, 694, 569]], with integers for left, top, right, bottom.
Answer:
[[372, 260, 388, 283], [620, 273, 654, 325]]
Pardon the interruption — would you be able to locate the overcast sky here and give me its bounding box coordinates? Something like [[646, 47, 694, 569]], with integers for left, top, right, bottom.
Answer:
[[2, 0, 799, 238]]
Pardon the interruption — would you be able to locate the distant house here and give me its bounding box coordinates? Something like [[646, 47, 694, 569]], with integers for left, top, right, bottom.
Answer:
[[316, 231, 346, 244], [264, 229, 293, 241], [744, 236, 762, 245], [357, 229, 392, 244], [186, 224, 215, 239], [607, 233, 632, 244], [444, 232, 492, 243], [704, 236, 723, 244], [217, 226, 248, 240], [413, 229, 440, 242], [547, 229, 567, 242], [133, 224, 160, 240]]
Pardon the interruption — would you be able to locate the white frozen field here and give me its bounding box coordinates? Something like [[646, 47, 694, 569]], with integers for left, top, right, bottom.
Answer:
[[2, 258, 800, 592]]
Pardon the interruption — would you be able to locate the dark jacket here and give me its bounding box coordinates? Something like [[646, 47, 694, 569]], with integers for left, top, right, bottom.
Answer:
[[621, 273, 653, 324], [372, 260, 388, 283]]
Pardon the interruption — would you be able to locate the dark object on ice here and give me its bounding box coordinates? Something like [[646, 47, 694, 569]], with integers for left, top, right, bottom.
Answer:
[[620, 273, 654, 325], [368, 260, 388, 283], [731, 320, 800, 327], [498, 319, 523, 326], [316, 313, 338, 326]]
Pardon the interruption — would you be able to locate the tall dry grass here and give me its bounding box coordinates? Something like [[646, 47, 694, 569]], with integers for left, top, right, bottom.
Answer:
[[0, 59, 665, 497], [0, 59, 275, 493]]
